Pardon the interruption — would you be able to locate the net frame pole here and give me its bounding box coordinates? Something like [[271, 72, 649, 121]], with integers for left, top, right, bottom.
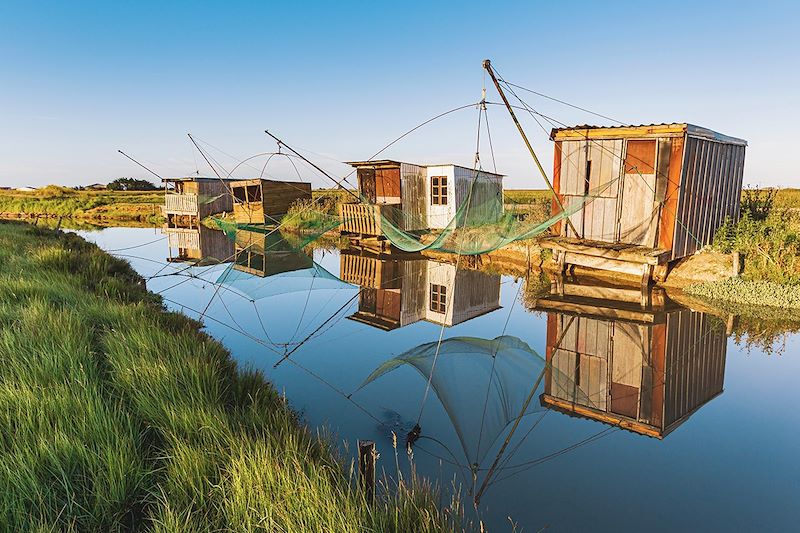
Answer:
[[482, 59, 579, 237]]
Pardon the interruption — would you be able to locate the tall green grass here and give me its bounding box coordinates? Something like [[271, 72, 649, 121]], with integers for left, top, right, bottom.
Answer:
[[0, 222, 464, 531]]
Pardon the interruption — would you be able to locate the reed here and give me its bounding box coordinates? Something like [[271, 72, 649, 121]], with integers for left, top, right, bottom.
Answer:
[[0, 222, 464, 531]]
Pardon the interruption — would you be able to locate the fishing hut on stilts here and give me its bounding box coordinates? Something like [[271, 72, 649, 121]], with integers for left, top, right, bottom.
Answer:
[[481, 59, 747, 284]]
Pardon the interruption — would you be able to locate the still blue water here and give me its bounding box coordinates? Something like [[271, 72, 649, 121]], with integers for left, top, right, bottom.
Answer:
[[80, 227, 799, 532]]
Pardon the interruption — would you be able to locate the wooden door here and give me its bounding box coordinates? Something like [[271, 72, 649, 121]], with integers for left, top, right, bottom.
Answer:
[[358, 168, 376, 203], [559, 139, 623, 241]]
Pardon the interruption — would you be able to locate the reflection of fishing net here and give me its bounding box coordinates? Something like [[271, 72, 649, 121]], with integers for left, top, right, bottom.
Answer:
[[358, 335, 592, 468], [212, 209, 341, 252], [377, 174, 618, 254], [213, 226, 350, 301]]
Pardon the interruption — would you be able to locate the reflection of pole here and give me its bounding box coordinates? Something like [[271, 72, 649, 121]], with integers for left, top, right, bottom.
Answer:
[[474, 315, 576, 504], [482, 59, 579, 237]]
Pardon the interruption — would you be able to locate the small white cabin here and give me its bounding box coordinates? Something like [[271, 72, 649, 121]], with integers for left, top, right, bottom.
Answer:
[[339, 160, 504, 236]]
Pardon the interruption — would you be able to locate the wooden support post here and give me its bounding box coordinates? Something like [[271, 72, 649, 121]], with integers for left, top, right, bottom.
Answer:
[[641, 263, 653, 289], [732, 251, 741, 277], [358, 440, 376, 505]]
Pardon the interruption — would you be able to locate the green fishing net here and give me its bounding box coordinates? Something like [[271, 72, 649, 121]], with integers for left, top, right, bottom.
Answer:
[[375, 173, 618, 254]]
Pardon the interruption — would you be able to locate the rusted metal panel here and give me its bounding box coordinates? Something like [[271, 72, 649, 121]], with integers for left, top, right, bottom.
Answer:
[[658, 136, 684, 252]]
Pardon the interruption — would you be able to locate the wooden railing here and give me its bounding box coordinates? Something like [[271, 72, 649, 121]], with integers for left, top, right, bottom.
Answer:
[[340, 253, 379, 287], [339, 202, 382, 236], [164, 193, 199, 215], [163, 227, 201, 250], [338, 202, 404, 236]]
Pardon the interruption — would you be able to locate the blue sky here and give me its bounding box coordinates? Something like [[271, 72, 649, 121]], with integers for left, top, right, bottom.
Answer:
[[0, 0, 796, 189]]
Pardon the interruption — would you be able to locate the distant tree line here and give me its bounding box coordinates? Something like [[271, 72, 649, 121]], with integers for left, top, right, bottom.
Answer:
[[106, 177, 159, 191]]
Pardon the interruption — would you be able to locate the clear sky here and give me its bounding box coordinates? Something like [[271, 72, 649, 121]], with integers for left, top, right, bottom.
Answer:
[[0, 0, 797, 189]]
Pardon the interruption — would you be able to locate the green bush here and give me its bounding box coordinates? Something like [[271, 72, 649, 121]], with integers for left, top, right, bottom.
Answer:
[[712, 211, 800, 284]]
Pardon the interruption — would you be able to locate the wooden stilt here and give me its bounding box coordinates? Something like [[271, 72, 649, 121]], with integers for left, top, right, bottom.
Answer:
[[358, 440, 376, 504]]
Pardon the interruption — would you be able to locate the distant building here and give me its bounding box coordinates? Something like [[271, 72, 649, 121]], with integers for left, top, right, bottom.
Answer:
[[15, 186, 37, 192], [339, 160, 504, 237]]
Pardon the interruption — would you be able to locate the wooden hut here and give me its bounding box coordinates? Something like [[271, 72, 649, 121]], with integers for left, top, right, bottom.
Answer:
[[531, 276, 727, 438], [542, 124, 747, 282], [339, 160, 504, 238], [340, 249, 501, 330], [230, 179, 312, 225], [232, 228, 312, 277], [163, 177, 233, 225], [163, 225, 234, 264]]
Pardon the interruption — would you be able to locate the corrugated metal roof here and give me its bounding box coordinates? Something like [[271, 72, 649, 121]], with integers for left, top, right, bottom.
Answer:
[[550, 123, 747, 146], [346, 160, 505, 177]]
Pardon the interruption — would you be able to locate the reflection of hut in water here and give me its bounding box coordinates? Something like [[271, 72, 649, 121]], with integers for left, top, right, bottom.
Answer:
[[163, 177, 233, 225], [541, 124, 746, 282], [230, 179, 312, 225], [532, 276, 727, 438], [232, 228, 312, 277], [339, 250, 501, 330], [163, 225, 234, 263]]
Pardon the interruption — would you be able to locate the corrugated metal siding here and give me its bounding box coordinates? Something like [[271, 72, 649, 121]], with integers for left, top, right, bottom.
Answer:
[[663, 309, 727, 428], [453, 166, 504, 227], [450, 268, 501, 325], [670, 136, 746, 259]]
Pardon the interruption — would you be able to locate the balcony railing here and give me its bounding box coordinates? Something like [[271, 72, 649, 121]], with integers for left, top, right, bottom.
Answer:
[[164, 193, 199, 215], [163, 227, 201, 250], [339, 202, 403, 236]]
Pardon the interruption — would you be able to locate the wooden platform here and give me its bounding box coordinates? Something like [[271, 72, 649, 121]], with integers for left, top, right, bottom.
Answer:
[[539, 236, 672, 282]]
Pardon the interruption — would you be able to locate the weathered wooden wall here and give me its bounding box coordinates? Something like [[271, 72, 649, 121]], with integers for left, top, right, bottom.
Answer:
[[197, 180, 234, 218], [400, 163, 427, 231], [231, 179, 311, 224]]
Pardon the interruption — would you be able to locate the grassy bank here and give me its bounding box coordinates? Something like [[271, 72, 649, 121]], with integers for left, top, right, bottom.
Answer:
[[0, 222, 461, 531], [0, 186, 163, 222]]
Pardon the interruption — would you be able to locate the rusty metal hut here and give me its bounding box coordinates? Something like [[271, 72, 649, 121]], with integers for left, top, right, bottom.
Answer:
[[229, 179, 312, 224], [541, 124, 746, 282]]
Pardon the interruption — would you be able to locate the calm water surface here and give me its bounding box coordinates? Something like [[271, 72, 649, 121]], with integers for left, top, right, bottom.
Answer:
[[79, 227, 800, 532]]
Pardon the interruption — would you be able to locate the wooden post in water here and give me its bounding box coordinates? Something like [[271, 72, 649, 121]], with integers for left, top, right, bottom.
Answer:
[[732, 251, 741, 277], [358, 440, 376, 504]]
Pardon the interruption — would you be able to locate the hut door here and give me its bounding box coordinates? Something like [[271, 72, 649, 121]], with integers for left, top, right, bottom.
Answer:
[[559, 140, 622, 241], [617, 140, 658, 246], [358, 168, 376, 203]]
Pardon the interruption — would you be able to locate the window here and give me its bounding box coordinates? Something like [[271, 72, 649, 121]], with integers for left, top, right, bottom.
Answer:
[[430, 176, 448, 205], [430, 284, 447, 313]]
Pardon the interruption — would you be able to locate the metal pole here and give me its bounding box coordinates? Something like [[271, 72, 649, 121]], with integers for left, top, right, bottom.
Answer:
[[482, 59, 579, 237], [264, 130, 360, 202]]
